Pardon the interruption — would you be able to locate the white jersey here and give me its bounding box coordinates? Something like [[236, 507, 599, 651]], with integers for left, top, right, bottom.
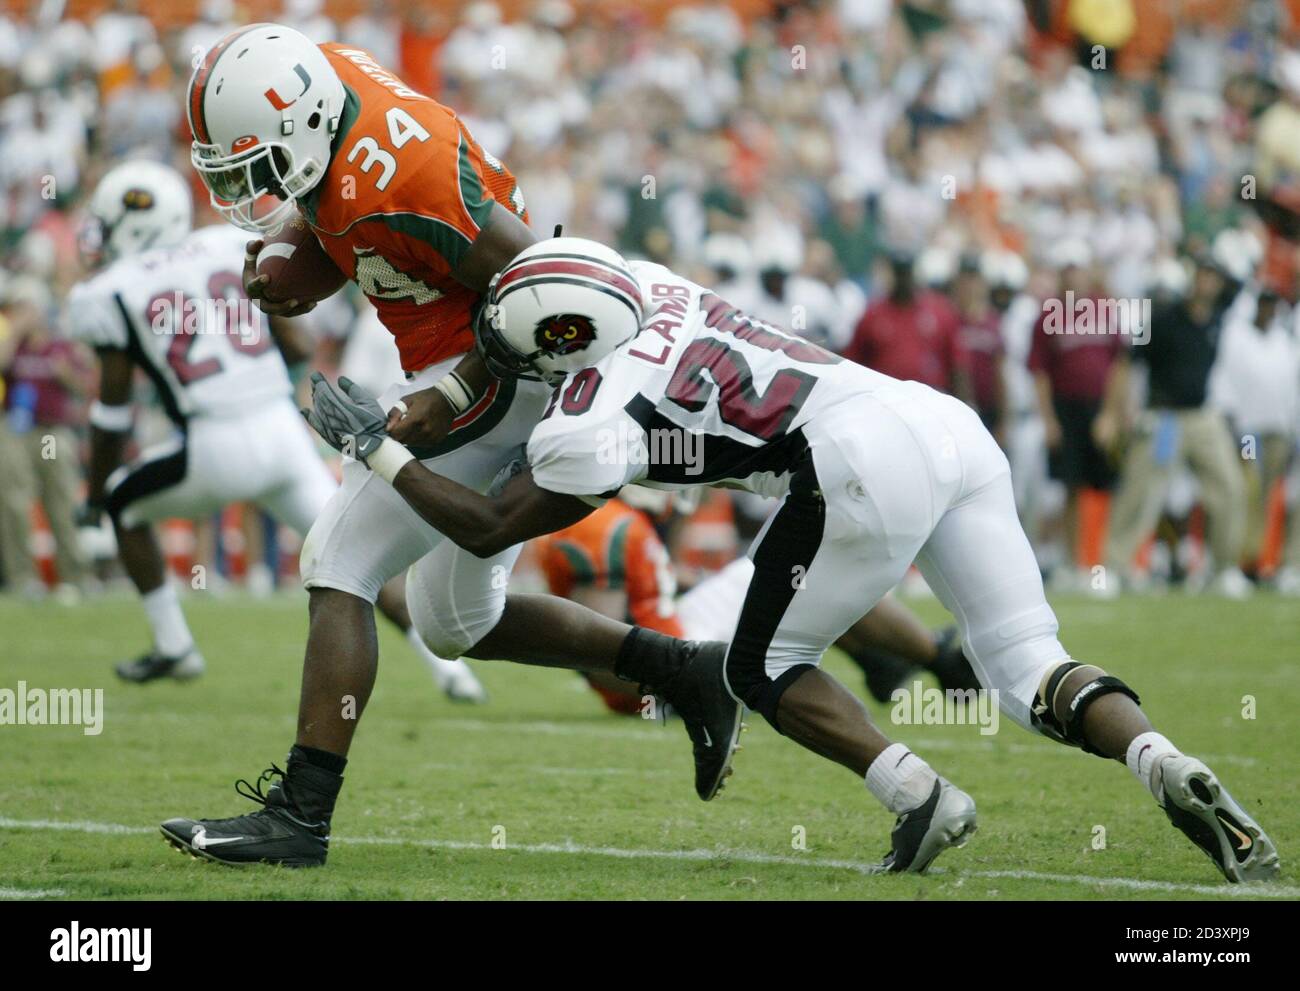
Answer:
[[528, 261, 886, 502], [66, 224, 292, 422]]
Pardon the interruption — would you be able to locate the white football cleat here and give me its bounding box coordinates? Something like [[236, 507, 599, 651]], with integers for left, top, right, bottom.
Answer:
[[1209, 567, 1253, 600], [426, 655, 488, 704], [1274, 566, 1300, 597], [1158, 755, 1280, 883], [872, 778, 978, 874]]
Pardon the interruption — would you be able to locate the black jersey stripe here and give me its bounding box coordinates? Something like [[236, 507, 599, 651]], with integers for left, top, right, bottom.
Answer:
[[114, 293, 188, 429]]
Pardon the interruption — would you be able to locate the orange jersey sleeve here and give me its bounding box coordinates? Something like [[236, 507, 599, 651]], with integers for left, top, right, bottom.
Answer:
[[300, 45, 528, 372]]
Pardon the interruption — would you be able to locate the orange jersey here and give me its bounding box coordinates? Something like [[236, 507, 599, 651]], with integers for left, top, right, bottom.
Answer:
[[300, 45, 528, 372], [535, 500, 684, 638]]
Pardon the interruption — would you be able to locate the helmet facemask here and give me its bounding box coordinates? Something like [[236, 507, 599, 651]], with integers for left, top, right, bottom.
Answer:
[[192, 138, 325, 235], [473, 292, 554, 384]]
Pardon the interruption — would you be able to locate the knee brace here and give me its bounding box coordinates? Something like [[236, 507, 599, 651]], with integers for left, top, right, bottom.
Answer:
[[1031, 660, 1141, 757]]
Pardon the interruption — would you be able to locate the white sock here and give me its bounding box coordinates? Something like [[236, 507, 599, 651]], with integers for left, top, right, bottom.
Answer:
[[142, 582, 194, 658], [1126, 731, 1181, 802], [865, 743, 938, 814], [405, 627, 458, 677]]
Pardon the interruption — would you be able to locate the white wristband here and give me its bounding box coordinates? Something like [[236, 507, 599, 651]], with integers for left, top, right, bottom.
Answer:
[[368, 437, 415, 485], [433, 371, 475, 415], [89, 400, 133, 432]]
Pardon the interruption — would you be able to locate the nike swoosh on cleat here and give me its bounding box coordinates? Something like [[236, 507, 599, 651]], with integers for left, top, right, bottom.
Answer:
[[191, 828, 245, 850], [1217, 814, 1253, 852], [701, 727, 713, 747]]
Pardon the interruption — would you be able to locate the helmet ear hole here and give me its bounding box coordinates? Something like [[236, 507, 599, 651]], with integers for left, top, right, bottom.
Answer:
[[307, 111, 321, 130]]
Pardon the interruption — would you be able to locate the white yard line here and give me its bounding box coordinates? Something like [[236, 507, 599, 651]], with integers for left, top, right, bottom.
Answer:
[[0, 886, 67, 899], [0, 816, 1292, 899]]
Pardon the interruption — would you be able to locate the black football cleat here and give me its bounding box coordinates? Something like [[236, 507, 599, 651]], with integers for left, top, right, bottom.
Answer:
[[116, 648, 205, 683], [653, 641, 744, 801], [929, 627, 981, 694], [161, 759, 341, 868], [1159, 755, 1280, 883], [853, 645, 919, 705], [871, 778, 977, 874]]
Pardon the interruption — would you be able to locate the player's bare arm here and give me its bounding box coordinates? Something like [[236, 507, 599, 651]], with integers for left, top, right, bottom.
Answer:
[[450, 201, 539, 296], [386, 203, 540, 446], [82, 346, 135, 523], [393, 463, 592, 559]]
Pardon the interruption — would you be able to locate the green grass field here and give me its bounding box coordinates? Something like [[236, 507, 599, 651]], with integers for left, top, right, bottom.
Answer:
[[0, 589, 1296, 900]]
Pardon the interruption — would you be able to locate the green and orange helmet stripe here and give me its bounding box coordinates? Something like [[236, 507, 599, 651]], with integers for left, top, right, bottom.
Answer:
[[186, 23, 266, 145]]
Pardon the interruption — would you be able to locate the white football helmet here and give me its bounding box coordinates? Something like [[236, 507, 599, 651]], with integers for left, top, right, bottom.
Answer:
[[187, 23, 345, 233], [475, 237, 644, 385], [83, 160, 193, 265]]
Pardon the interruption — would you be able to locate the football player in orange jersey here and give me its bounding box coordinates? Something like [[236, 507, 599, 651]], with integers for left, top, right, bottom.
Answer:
[[535, 492, 688, 716], [160, 24, 738, 868]]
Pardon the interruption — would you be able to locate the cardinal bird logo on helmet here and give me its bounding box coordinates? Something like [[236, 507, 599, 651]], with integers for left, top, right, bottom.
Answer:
[[534, 314, 597, 355]]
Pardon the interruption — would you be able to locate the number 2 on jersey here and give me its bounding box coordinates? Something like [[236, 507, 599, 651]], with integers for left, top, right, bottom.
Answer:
[[148, 271, 268, 385], [666, 339, 817, 441]]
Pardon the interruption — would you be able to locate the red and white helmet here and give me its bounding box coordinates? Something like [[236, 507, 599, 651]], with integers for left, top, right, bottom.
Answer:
[[187, 23, 345, 233], [474, 237, 644, 385]]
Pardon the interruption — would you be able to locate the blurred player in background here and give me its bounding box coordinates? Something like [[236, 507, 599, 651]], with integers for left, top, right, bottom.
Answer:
[[69, 159, 484, 701]]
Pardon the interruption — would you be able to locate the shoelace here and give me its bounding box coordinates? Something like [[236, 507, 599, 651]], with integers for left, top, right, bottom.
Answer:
[[235, 764, 286, 806]]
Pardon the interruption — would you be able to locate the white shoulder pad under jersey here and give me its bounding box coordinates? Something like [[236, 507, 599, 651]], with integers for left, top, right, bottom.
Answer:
[[527, 358, 650, 504], [67, 225, 290, 422], [66, 271, 132, 350]]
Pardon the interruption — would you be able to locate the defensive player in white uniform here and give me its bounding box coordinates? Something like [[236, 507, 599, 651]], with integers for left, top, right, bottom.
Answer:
[[297, 238, 1279, 881], [71, 161, 484, 701]]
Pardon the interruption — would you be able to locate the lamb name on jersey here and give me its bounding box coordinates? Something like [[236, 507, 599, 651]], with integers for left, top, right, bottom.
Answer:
[[527, 262, 876, 502], [67, 224, 291, 422]]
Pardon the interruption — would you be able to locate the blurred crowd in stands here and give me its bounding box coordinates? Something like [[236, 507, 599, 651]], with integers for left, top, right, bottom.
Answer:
[[2, 0, 1300, 601]]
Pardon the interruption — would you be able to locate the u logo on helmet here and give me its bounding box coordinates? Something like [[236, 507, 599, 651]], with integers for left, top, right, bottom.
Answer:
[[264, 63, 312, 110], [535, 314, 597, 356]]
